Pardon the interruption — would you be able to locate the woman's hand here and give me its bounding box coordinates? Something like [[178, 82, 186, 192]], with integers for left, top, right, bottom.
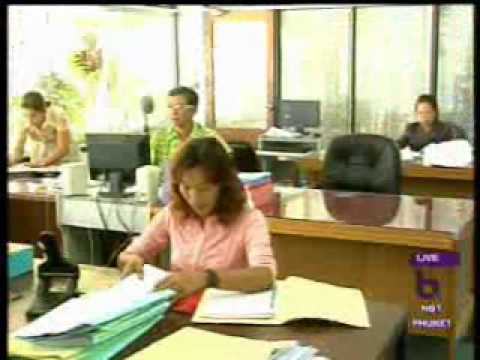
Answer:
[[155, 271, 208, 299], [117, 252, 145, 279]]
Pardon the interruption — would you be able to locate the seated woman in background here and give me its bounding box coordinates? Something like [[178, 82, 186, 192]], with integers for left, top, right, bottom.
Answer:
[[397, 94, 467, 152], [9, 91, 79, 167], [117, 137, 276, 299]]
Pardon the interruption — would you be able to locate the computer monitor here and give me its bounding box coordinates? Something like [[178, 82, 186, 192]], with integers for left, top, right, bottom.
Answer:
[[277, 100, 321, 134], [86, 133, 150, 198]]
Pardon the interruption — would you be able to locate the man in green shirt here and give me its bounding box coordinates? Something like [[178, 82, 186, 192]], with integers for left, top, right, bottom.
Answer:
[[150, 86, 230, 178]]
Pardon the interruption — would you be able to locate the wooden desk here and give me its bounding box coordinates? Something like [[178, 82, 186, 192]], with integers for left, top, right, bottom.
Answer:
[[298, 159, 474, 198], [266, 188, 473, 360], [8, 176, 62, 254], [51, 182, 473, 360], [148, 187, 473, 359], [8, 266, 407, 360]]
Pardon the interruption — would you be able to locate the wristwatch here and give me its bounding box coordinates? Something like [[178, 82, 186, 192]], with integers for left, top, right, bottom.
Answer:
[[205, 269, 219, 288]]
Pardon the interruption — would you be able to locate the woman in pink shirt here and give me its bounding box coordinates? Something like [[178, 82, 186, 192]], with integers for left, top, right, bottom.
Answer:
[[118, 137, 277, 299]]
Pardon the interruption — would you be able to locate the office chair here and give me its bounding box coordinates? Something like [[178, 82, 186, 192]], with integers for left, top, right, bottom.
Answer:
[[324, 191, 401, 226], [323, 134, 401, 194], [228, 141, 262, 172]]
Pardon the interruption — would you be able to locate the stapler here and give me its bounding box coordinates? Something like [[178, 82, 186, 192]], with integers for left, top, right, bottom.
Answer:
[[26, 231, 80, 321]]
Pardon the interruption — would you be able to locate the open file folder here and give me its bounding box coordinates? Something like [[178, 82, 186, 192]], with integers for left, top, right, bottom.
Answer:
[[193, 276, 371, 328], [126, 326, 308, 360]]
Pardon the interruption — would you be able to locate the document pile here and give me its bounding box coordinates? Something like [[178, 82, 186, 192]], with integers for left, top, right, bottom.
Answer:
[[422, 139, 473, 167], [239, 172, 275, 213], [193, 276, 371, 328], [127, 326, 330, 360], [263, 126, 302, 138], [9, 265, 174, 360], [201, 288, 275, 319], [239, 172, 272, 188], [8, 163, 60, 174]]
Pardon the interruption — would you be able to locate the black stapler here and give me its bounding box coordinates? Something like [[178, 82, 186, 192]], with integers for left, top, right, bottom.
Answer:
[[26, 231, 80, 321]]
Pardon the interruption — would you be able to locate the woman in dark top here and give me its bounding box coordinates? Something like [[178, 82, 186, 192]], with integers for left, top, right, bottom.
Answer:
[[397, 94, 467, 152]]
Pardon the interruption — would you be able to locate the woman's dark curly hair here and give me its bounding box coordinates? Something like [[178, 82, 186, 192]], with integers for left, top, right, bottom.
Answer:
[[170, 137, 246, 225]]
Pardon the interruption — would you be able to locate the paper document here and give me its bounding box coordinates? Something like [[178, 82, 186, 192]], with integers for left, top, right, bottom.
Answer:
[[422, 140, 473, 167], [77, 264, 122, 293], [193, 276, 370, 328], [202, 289, 275, 319], [15, 265, 171, 338], [8, 163, 60, 174], [400, 147, 421, 162], [264, 126, 302, 138], [238, 172, 272, 187], [9, 300, 169, 360]]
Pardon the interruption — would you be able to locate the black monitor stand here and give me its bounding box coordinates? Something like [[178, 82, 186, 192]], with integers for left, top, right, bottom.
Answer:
[[98, 170, 134, 198]]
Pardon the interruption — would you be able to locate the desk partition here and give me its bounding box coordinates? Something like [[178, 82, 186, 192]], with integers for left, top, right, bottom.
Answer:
[[298, 158, 474, 198], [265, 187, 473, 359]]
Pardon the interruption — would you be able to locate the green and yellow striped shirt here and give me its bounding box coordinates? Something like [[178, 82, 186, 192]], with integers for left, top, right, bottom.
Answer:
[[150, 122, 231, 176]]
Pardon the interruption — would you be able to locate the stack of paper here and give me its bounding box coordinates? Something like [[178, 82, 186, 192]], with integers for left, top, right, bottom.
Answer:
[[239, 172, 272, 188], [9, 265, 174, 360], [400, 147, 421, 162], [127, 327, 329, 360], [8, 163, 60, 174], [263, 126, 302, 138], [422, 139, 473, 167], [201, 288, 275, 319], [193, 276, 371, 328], [239, 172, 275, 212]]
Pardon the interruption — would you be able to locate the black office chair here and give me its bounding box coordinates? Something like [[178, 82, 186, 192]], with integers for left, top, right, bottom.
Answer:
[[323, 134, 401, 194], [324, 191, 401, 226], [228, 141, 262, 172]]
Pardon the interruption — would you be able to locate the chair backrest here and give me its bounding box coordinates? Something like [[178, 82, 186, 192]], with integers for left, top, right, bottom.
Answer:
[[324, 191, 401, 226], [323, 134, 401, 194], [228, 141, 262, 172]]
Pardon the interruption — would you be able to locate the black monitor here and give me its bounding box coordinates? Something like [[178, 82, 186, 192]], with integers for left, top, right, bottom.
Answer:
[[86, 133, 150, 198], [277, 100, 320, 133]]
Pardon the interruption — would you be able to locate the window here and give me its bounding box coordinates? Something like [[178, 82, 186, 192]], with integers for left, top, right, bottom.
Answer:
[[8, 5, 176, 146], [8, 6, 53, 148], [355, 6, 433, 139], [280, 9, 351, 148], [437, 5, 474, 142], [177, 6, 207, 124], [209, 11, 274, 130]]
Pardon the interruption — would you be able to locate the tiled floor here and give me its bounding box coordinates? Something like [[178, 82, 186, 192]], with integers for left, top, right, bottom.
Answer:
[[405, 336, 474, 360]]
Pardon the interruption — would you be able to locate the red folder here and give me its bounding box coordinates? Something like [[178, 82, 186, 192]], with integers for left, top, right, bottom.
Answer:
[[173, 291, 204, 315]]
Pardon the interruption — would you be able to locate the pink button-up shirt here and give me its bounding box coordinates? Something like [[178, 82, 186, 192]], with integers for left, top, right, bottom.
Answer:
[[125, 205, 277, 276]]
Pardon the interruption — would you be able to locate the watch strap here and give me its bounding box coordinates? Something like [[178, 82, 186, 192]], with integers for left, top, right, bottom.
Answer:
[[205, 269, 219, 288]]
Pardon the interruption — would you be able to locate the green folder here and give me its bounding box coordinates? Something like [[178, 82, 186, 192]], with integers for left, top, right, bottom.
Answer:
[[29, 301, 171, 347], [9, 300, 172, 360]]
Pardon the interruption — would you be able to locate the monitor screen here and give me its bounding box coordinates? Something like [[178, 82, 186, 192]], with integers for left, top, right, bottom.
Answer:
[[86, 133, 150, 197], [277, 100, 320, 131]]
